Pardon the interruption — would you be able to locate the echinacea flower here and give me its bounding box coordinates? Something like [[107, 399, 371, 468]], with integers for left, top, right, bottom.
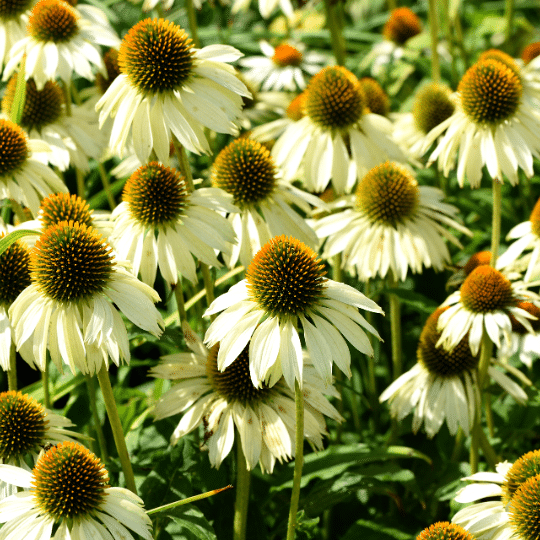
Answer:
[[151, 322, 342, 473], [15, 192, 113, 249], [0, 0, 32, 68], [424, 51, 540, 187], [0, 232, 31, 370], [417, 522, 477, 540], [96, 18, 250, 163], [109, 162, 236, 286], [0, 119, 67, 216], [204, 235, 383, 389], [9, 220, 164, 375], [497, 197, 540, 282], [1, 75, 106, 171], [521, 42, 540, 65], [211, 137, 320, 269], [383, 7, 422, 47], [452, 449, 540, 540], [498, 301, 540, 368], [0, 441, 153, 540], [313, 161, 470, 281], [0, 391, 79, 499], [436, 265, 540, 355], [239, 41, 327, 92], [394, 82, 456, 159], [271, 66, 405, 194], [3, 0, 119, 90], [380, 307, 527, 438], [360, 77, 390, 116]]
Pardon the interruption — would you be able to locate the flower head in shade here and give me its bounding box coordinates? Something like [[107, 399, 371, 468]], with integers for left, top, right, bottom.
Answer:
[[313, 162, 470, 281], [9, 220, 164, 375], [96, 18, 250, 164], [383, 7, 422, 46], [436, 266, 540, 356], [239, 41, 327, 92], [394, 82, 456, 159], [151, 323, 342, 473], [522, 42, 540, 65], [0, 0, 32, 68], [0, 391, 79, 499], [3, 0, 119, 90], [417, 522, 476, 540], [211, 137, 320, 269], [424, 51, 540, 187], [205, 235, 383, 389], [0, 441, 153, 540], [0, 232, 31, 370], [497, 197, 540, 282], [452, 450, 540, 540], [380, 307, 527, 438], [360, 77, 390, 116], [271, 66, 405, 194], [0, 119, 68, 216], [109, 162, 236, 286], [1, 75, 106, 171]]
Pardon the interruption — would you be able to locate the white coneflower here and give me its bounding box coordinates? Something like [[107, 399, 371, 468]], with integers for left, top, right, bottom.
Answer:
[[0, 0, 33, 68], [0, 391, 79, 499], [3, 0, 119, 89], [497, 197, 540, 282], [452, 449, 540, 540], [0, 231, 31, 370], [424, 50, 540, 187], [393, 82, 456, 159], [9, 220, 164, 375], [151, 322, 342, 473], [96, 18, 250, 163], [205, 235, 383, 389], [380, 307, 527, 438], [109, 161, 236, 286], [437, 265, 540, 356], [0, 118, 67, 216], [0, 441, 153, 540], [1, 75, 106, 172], [239, 41, 327, 92], [211, 137, 320, 269], [313, 161, 470, 281], [271, 65, 405, 194], [417, 522, 477, 540]]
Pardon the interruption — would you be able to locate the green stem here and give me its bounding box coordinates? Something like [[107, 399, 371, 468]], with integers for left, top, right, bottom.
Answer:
[[147, 485, 233, 516], [504, 0, 514, 50], [286, 380, 305, 540], [185, 0, 200, 48], [478, 427, 498, 469], [200, 263, 215, 315], [323, 0, 346, 66], [427, 0, 441, 82], [388, 273, 402, 379], [453, 14, 469, 68], [98, 162, 116, 210], [86, 376, 109, 462], [96, 366, 137, 494], [470, 331, 493, 473], [451, 427, 464, 462], [233, 442, 251, 540], [75, 168, 85, 199], [387, 0, 397, 10], [42, 359, 51, 409], [7, 343, 17, 391], [174, 139, 195, 191], [490, 180, 502, 267], [173, 281, 187, 323]]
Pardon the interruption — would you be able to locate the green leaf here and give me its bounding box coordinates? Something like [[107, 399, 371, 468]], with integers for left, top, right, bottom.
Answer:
[[0, 230, 39, 256], [379, 288, 439, 314], [272, 444, 431, 490], [342, 519, 413, 540], [163, 508, 217, 540], [10, 55, 26, 124]]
